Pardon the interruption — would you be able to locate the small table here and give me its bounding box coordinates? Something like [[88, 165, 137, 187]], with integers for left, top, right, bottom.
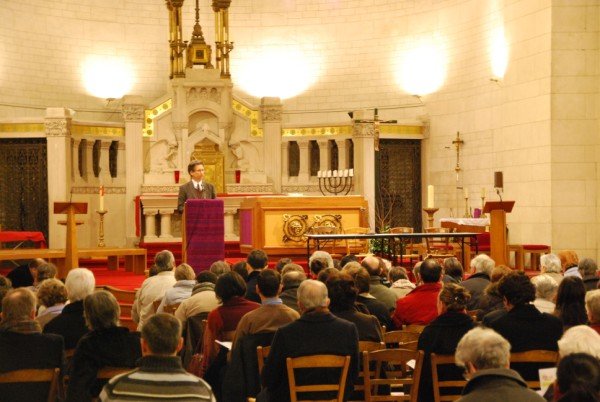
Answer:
[[0, 231, 47, 249]]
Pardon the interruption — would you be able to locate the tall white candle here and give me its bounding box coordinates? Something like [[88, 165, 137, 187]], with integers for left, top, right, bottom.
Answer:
[[481, 187, 486, 198], [464, 187, 469, 199], [349, 169, 354, 177], [333, 170, 338, 177], [343, 169, 349, 177], [99, 185, 105, 211], [317, 171, 322, 178], [427, 185, 434, 208], [327, 170, 332, 177]]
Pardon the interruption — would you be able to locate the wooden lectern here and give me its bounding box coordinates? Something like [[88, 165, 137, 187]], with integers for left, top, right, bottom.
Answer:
[[54, 202, 87, 278], [483, 201, 515, 266]]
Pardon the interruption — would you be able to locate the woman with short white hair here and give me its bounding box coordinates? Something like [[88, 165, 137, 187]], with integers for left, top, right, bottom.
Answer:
[[43, 268, 96, 349], [557, 325, 600, 359], [540, 253, 563, 285], [531, 274, 558, 314]]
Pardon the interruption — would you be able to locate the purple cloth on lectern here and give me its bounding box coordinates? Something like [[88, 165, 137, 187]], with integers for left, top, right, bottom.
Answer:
[[184, 199, 224, 272]]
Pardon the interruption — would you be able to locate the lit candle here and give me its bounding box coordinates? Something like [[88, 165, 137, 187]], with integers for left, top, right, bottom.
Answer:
[[327, 170, 332, 177], [349, 169, 354, 177], [99, 185, 105, 211], [427, 185, 434, 208], [344, 169, 349, 177], [464, 187, 469, 199], [318, 171, 322, 178], [481, 187, 486, 198], [333, 170, 338, 177]]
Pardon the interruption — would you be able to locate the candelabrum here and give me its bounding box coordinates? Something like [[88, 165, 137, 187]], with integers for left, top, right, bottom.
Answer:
[[97, 210, 107, 247], [318, 170, 354, 196], [423, 207, 439, 228]]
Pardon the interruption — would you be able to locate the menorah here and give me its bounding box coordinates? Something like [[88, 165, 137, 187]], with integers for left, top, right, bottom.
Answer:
[[318, 169, 354, 196]]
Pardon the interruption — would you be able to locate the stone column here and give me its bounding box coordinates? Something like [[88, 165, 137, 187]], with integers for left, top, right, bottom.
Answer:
[[158, 211, 173, 239], [224, 207, 237, 240], [71, 138, 81, 183], [260, 97, 283, 192], [281, 141, 289, 184], [297, 139, 310, 183], [122, 96, 145, 246], [336, 139, 347, 170], [352, 115, 376, 231], [45, 108, 74, 248], [317, 139, 330, 173], [144, 209, 158, 241]]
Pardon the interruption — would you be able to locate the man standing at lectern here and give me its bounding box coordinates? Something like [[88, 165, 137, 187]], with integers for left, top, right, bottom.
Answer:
[[177, 160, 216, 213]]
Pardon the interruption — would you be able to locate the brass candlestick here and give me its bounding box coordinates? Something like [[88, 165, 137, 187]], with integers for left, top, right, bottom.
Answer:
[[464, 197, 471, 218], [97, 210, 107, 247], [423, 207, 439, 228]]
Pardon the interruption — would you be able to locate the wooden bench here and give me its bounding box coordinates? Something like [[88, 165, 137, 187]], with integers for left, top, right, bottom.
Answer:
[[0, 247, 147, 277]]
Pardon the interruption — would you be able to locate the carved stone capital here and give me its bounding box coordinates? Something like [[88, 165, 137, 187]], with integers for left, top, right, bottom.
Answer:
[[353, 122, 375, 138], [143, 209, 159, 216], [45, 119, 70, 137], [297, 139, 310, 149], [122, 104, 145, 122], [260, 104, 283, 122]]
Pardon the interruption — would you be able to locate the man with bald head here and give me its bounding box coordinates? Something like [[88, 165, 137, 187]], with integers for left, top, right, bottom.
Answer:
[[260, 280, 359, 402], [361, 255, 397, 311]]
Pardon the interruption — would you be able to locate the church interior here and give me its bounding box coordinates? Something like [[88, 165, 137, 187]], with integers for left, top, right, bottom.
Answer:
[[0, 0, 598, 262]]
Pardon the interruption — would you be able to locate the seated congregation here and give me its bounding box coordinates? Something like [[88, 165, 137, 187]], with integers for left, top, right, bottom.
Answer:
[[0, 248, 599, 401]]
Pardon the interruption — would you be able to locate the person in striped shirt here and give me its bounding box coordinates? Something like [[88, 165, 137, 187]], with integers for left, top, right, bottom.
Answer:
[[100, 313, 215, 401]]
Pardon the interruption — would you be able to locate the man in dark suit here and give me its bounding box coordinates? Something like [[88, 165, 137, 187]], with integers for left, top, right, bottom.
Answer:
[[177, 160, 217, 213], [260, 279, 359, 402], [0, 288, 64, 400]]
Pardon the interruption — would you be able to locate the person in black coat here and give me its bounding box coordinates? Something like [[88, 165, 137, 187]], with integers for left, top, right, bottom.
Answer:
[[0, 288, 64, 402], [260, 280, 359, 402], [417, 283, 475, 402], [245, 249, 268, 303], [348, 266, 395, 331], [66, 291, 142, 402], [44, 268, 96, 350], [327, 273, 383, 342]]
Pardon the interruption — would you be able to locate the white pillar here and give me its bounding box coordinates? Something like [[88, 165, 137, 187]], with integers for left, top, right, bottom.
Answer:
[[99, 140, 112, 183], [260, 97, 283, 192], [336, 139, 347, 170], [317, 139, 330, 173], [122, 96, 145, 246], [159, 211, 173, 239], [298, 139, 310, 182], [45, 107, 74, 248], [352, 115, 376, 231], [281, 141, 289, 184], [144, 210, 158, 241], [224, 207, 237, 240]]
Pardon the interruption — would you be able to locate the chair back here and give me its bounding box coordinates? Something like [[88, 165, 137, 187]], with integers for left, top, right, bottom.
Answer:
[[424, 228, 455, 259], [181, 311, 210, 368], [351, 342, 386, 400], [103, 285, 137, 304], [311, 225, 344, 256], [383, 331, 420, 351], [162, 303, 181, 315], [403, 325, 426, 334], [344, 227, 370, 255], [152, 299, 162, 313], [0, 368, 60, 402], [389, 227, 423, 265], [362, 348, 424, 402], [256, 345, 271, 380], [286, 354, 351, 402], [509, 350, 559, 389], [430, 353, 466, 402]]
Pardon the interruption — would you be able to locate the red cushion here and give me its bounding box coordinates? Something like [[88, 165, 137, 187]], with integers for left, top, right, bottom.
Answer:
[[476, 232, 491, 246], [522, 244, 550, 251]]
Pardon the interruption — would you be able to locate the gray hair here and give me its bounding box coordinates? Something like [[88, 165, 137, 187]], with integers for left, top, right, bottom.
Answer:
[[388, 266, 408, 282], [282, 270, 306, 288], [281, 263, 305, 276], [209, 260, 231, 277], [540, 253, 562, 274], [142, 313, 181, 355], [154, 250, 175, 272], [84, 290, 120, 330], [297, 279, 328, 309], [531, 274, 558, 301], [558, 325, 600, 359], [455, 327, 511, 370], [470, 254, 495, 276], [174, 263, 196, 281], [65, 268, 96, 302], [309, 251, 334, 269], [586, 289, 600, 323], [578, 257, 598, 276]]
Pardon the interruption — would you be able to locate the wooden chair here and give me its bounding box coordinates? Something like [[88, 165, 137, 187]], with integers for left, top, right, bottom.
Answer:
[[152, 299, 162, 313], [162, 303, 181, 315], [0, 368, 60, 402], [424, 228, 456, 260], [256, 345, 271, 382], [509, 350, 558, 389], [403, 325, 426, 334], [430, 353, 467, 402], [362, 349, 424, 402], [90, 367, 135, 402], [350, 342, 386, 401], [344, 227, 371, 256], [286, 355, 351, 402], [104, 285, 137, 304], [389, 227, 423, 266], [383, 330, 420, 351]]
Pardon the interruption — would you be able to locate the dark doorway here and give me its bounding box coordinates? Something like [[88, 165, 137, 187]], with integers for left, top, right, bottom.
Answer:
[[375, 139, 421, 233], [0, 138, 49, 243]]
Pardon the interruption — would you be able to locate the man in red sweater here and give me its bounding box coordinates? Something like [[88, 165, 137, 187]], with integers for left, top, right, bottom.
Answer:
[[392, 258, 442, 327]]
